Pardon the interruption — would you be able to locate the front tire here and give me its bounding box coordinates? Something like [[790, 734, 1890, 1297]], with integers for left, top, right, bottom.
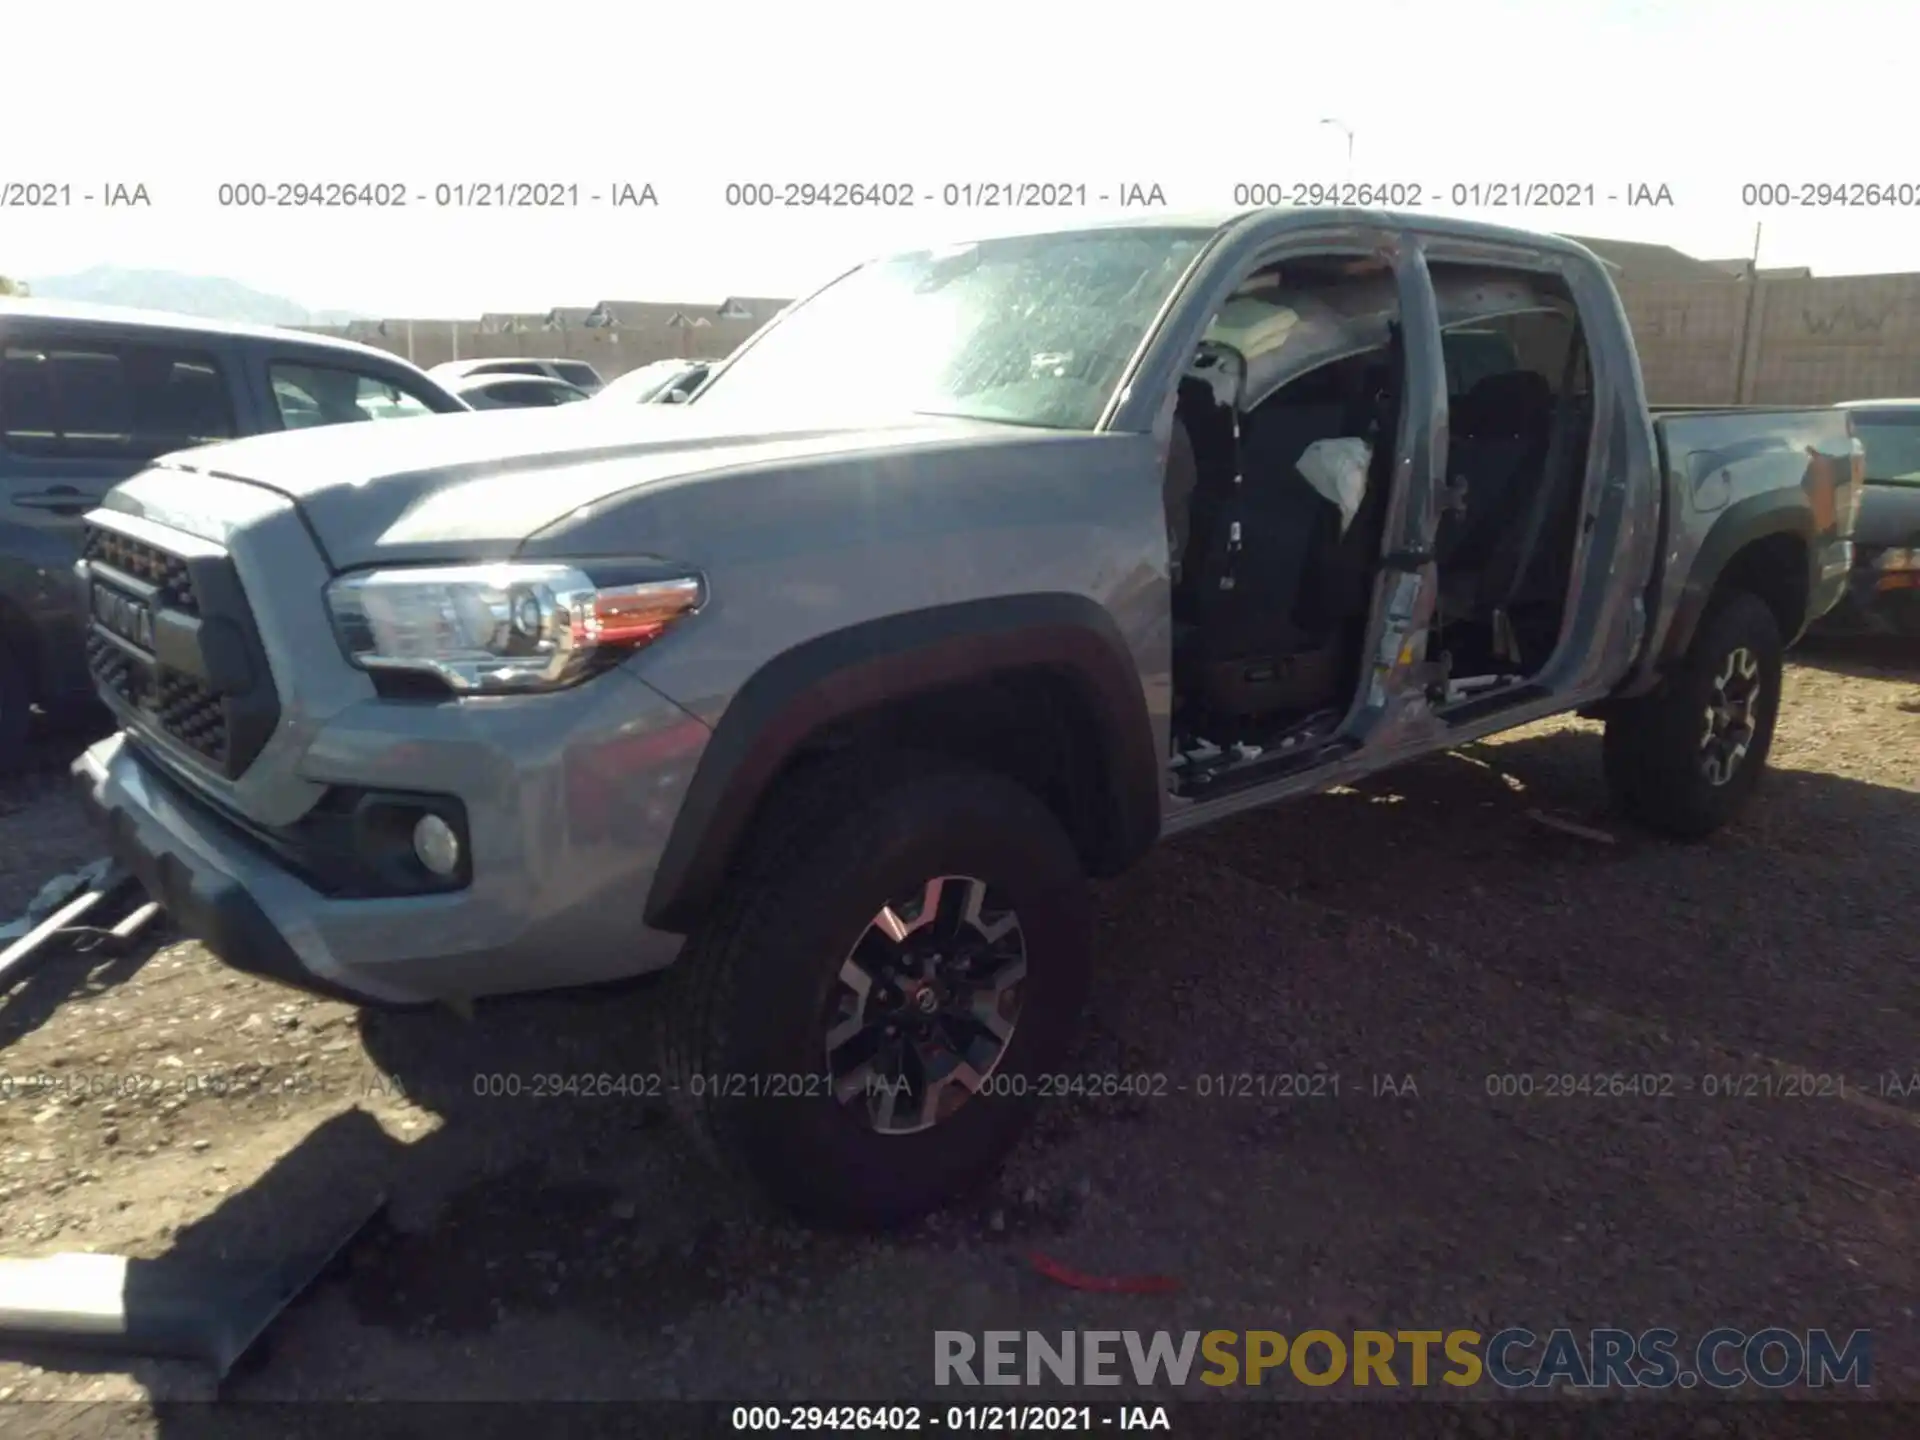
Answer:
[[659, 752, 1093, 1230], [1603, 590, 1783, 839]]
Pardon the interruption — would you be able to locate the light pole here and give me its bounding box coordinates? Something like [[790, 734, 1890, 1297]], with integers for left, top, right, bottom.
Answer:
[[1319, 118, 1355, 180]]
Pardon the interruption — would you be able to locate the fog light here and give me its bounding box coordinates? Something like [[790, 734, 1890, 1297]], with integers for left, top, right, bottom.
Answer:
[[411, 814, 461, 877]]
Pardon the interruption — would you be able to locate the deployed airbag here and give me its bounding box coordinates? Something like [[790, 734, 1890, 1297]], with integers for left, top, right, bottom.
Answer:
[[1296, 437, 1373, 533]]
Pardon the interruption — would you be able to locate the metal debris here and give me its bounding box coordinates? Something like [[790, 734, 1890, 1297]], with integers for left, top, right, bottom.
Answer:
[[0, 1193, 385, 1379], [1526, 808, 1618, 844], [0, 862, 161, 1000], [0, 859, 116, 942]]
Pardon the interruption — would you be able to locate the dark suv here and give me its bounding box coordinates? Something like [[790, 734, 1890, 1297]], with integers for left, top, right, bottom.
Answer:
[[0, 301, 468, 766], [1818, 400, 1920, 635]]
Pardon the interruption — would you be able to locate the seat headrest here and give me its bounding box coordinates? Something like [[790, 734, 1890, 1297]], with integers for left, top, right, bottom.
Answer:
[[1453, 369, 1553, 438]]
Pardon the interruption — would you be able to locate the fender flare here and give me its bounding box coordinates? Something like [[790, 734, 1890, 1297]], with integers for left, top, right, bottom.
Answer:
[[1657, 491, 1814, 666], [643, 593, 1163, 933]]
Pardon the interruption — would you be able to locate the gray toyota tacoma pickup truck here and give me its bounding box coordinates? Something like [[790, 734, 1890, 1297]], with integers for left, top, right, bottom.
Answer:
[[72, 210, 1858, 1228]]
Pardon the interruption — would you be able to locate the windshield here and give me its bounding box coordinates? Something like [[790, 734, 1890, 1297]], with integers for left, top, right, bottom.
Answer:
[[1853, 410, 1920, 484], [693, 227, 1212, 430]]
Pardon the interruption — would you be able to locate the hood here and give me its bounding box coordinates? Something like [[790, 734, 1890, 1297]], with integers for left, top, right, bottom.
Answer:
[[1855, 481, 1920, 548], [148, 403, 1019, 567]]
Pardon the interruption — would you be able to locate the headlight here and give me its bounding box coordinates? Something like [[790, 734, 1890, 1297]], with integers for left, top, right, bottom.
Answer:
[[1876, 548, 1919, 572], [326, 563, 703, 693]]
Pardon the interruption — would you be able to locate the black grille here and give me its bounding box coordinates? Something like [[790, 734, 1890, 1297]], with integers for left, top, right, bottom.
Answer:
[[85, 631, 139, 707], [154, 669, 232, 766], [81, 521, 278, 779], [82, 527, 199, 615]]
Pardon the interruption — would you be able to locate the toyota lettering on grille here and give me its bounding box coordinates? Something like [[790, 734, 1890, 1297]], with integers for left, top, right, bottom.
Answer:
[[92, 584, 156, 652]]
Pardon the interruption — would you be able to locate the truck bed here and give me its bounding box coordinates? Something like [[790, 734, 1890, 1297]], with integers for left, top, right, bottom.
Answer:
[[1643, 404, 1859, 658], [1652, 405, 1857, 529]]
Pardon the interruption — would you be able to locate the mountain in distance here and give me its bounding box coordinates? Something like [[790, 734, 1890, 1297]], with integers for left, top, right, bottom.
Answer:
[[22, 266, 364, 327]]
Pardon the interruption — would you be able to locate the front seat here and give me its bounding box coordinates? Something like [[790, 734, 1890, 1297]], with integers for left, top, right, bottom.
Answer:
[[1174, 384, 1353, 717], [1170, 379, 1235, 625], [1297, 357, 1400, 642], [1165, 411, 1199, 594]]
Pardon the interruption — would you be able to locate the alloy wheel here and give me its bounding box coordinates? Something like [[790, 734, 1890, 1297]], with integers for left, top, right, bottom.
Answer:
[[1700, 645, 1763, 786], [822, 874, 1026, 1136]]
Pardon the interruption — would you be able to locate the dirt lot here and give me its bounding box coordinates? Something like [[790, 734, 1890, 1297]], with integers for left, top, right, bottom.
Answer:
[[0, 641, 1915, 1426]]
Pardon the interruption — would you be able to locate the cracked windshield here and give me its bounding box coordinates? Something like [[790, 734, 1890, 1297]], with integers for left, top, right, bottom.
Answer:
[[695, 228, 1210, 429]]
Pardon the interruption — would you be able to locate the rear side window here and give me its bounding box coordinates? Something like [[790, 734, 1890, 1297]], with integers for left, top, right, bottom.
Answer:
[[554, 362, 600, 389], [491, 381, 567, 406], [1852, 411, 1920, 485], [0, 338, 235, 459], [270, 363, 438, 428]]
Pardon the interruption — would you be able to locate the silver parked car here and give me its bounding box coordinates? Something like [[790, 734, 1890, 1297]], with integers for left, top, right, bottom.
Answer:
[[1812, 399, 1920, 635], [450, 374, 593, 410], [429, 356, 604, 394], [595, 357, 717, 405]]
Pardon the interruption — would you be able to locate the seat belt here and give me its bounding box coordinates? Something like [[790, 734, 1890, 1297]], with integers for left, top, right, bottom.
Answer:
[[1487, 326, 1586, 665], [1210, 393, 1249, 595]]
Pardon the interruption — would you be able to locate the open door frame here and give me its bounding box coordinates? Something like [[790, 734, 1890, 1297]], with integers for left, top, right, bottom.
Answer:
[[1330, 229, 1450, 754]]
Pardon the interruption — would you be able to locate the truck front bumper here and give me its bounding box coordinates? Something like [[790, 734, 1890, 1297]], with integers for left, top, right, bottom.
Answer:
[[76, 735, 383, 1003], [73, 674, 709, 1007]]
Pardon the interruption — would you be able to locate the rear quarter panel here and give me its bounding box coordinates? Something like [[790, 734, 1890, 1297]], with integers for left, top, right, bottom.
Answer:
[[1638, 406, 1857, 668]]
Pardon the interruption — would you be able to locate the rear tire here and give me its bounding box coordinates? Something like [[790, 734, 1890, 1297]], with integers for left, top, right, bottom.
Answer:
[[658, 751, 1093, 1230], [1603, 590, 1783, 839]]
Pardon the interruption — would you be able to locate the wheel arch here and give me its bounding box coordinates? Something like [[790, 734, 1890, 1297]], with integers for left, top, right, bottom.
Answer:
[[643, 594, 1163, 934], [1658, 497, 1813, 667]]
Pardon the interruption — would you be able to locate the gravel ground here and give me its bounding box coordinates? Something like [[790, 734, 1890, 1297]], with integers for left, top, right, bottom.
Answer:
[[0, 641, 1914, 1429]]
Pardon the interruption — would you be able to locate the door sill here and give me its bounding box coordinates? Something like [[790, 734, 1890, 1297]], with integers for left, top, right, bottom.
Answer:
[[1439, 681, 1549, 726], [1171, 734, 1360, 801]]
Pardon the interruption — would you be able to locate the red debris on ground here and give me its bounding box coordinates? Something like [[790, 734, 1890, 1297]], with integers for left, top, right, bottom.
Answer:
[[1025, 1251, 1181, 1294]]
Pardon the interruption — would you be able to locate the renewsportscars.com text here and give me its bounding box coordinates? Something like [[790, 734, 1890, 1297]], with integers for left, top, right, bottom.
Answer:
[[934, 1328, 1872, 1391]]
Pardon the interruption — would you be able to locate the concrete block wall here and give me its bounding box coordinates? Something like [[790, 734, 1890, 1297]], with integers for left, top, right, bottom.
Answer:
[[1742, 273, 1920, 404], [310, 315, 770, 380], [1612, 272, 1920, 406], [1615, 281, 1751, 405]]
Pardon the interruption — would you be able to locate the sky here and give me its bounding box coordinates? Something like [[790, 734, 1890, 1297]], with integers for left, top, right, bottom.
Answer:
[[5, 0, 1916, 317]]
